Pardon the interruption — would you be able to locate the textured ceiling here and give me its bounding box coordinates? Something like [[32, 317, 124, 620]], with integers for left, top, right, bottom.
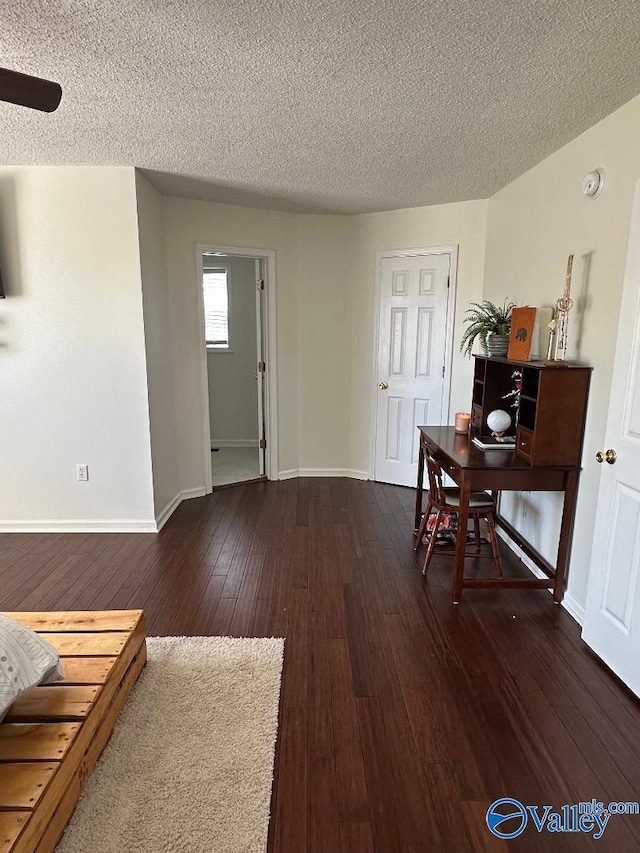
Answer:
[[2, 1, 640, 214]]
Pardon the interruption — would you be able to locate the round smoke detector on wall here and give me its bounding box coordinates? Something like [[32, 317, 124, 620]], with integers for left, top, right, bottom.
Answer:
[[582, 168, 605, 199]]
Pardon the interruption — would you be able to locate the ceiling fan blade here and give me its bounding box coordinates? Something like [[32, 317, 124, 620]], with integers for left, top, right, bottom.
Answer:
[[0, 67, 62, 112]]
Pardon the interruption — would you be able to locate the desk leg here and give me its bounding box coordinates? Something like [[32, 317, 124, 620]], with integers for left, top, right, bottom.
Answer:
[[453, 474, 471, 604], [414, 438, 425, 533], [554, 469, 580, 603]]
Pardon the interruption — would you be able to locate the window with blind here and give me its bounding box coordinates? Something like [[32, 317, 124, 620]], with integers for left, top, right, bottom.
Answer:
[[203, 266, 231, 349]]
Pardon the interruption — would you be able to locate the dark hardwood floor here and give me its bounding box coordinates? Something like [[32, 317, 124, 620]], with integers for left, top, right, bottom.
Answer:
[[2, 478, 640, 852]]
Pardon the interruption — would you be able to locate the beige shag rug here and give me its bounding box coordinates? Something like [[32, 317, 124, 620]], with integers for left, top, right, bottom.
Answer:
[[56, 636, 285, 853]]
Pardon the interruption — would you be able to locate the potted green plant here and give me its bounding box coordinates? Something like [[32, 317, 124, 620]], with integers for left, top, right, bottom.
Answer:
[[460, 299, 515, 357]]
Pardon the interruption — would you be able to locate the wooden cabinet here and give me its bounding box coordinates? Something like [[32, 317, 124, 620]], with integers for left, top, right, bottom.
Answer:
[[471, 356, 592, 466]]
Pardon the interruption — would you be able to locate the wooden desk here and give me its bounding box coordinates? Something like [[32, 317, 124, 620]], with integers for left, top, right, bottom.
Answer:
[[415, 426, 580, 604]]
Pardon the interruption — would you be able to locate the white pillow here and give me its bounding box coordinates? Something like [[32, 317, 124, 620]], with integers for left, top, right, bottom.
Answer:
[[0, 614, 65, 721]]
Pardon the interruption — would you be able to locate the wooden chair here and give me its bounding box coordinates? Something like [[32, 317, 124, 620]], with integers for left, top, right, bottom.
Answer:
[[414, 455, 503, 578]]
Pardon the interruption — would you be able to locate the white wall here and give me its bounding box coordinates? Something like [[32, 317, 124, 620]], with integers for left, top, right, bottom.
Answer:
[[162, 200, 362, 487], [296, 215, 354, 473], [162, 196, 488, 486], [348, 200, 489, 475], [207, 256, 259, 443], [483, 94, 640, 608], [162, 198, 299, 489], [135, 171, 180, 520], [0, 167, 155, 530]]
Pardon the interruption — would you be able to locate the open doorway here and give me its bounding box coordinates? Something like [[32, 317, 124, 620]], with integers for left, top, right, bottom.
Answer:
[[197, 246, 277, 490]]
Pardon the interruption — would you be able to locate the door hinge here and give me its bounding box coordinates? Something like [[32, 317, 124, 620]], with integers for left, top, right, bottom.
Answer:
[[259, 438, 266, 449], [442, 365, 445, 378], [256, 279, 265, 291], [447, 276, 450, 289], [258, 361, 266, 372]]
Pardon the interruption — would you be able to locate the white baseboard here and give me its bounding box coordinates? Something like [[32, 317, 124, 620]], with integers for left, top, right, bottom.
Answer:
[[211, 439, 259, 448], [299, 468, 369, 478], [155, 486, 208, 531], [278, 469, 299, 480], [155, 493, 183, 531], [278, 468, 370, 480], [0, 519, 158, 533], [561, 591, 585, 626], [180, 486, 208, 500], [496, 528, 584, 626], [0, 487, 212, 534]]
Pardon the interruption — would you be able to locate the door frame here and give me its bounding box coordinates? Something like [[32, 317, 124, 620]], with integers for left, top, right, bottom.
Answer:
[[195, 243, 278, 492], [370, 245, 458, 482]]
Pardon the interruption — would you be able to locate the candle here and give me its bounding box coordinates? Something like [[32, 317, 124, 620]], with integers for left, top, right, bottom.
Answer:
[[455, 412, 471, 434]]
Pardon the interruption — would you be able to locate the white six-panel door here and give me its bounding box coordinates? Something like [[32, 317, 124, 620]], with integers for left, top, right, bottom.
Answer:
[[374, 251, 454, 487], [583, 181, 640, 697]]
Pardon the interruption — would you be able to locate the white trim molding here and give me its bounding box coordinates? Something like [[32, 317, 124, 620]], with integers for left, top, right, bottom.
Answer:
[[211, 439, 260, 448], [195, 244, 278, 491], [496, 528, 584, 626], [278, 468, 370, 480], [155, 487, 208, 531], [278, 469, 300, 480], [155, 493, 183, 531], [343, 469, 370, 481], [0, 485, 210, 534], [180, 487, 208, 500], [562, 591, 586, 626], [0, 519, 158, 533]]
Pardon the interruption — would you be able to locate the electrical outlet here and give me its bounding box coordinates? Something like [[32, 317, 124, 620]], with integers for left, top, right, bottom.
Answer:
[[76, 464, 89, 482]]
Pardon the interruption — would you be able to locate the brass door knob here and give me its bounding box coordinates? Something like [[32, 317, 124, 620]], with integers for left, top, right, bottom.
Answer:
[[596, 449, 617, 464], [378, 381, 389, 390]]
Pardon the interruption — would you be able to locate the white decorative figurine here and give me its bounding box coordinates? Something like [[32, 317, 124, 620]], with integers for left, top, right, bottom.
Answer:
[[487, 409, 512, 440]]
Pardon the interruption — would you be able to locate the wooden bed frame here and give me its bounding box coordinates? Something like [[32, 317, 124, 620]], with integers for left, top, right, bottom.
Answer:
[[0, 610, 147, 853]]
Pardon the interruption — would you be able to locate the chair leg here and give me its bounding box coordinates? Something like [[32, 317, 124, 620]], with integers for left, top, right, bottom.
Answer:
[[422, 510, 443, 575], [473, 514, 481, 553], [486, 512, 503, 578], [414, 500, 434, 551]]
